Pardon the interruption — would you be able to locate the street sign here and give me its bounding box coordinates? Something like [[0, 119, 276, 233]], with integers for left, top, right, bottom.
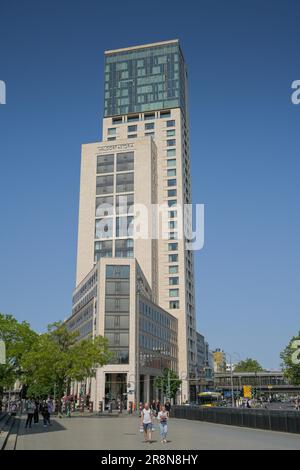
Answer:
[[0, 340, 5, 364], [243, 385, 252, 399]]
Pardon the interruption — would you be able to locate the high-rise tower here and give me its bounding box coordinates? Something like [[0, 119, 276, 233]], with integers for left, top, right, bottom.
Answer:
[[75, 40, 197, 402]]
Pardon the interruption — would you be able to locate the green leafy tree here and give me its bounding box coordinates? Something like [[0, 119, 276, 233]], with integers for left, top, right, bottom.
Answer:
[[280, 331, 300, 386], [234, 358, 264, 373], [154, 368, 182, 400], [0, 314, 37, 395], [21, 322, 112, 404]]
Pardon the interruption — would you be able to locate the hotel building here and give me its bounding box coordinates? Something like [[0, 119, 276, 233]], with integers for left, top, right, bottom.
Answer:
[[68, 39, 198, 405]]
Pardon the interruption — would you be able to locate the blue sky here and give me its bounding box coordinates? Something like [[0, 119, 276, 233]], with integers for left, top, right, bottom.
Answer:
[[0, 0, 299, 369]]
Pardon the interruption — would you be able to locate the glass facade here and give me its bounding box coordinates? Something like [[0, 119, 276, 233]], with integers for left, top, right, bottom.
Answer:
[[105, 265, 130, 364], [104, 42, 187, 116]]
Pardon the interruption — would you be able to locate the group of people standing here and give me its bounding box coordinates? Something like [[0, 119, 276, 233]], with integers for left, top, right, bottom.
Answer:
[[140, 401, 171, 444], [25, 398, 53, 429]]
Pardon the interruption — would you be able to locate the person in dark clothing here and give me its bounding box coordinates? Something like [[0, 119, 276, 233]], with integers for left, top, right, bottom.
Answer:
[[33, 400, 39, 423], [165, 401, 171, 413], [25, 399, 35, 428], [41, 401, 50, 427]]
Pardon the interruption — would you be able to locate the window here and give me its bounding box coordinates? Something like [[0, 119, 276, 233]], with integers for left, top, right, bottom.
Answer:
[[168, 220, 177, 229], [127, 114, 139, 122], [167, 139, 176, 147], [169, 265, 178, 274], [116, 193, 134, 214], [106, 265, 130, 279], [96, 175, 114, 195], [168, 232, 178, 240], [167, 149, 176, 157], [160, 110, 171, 118], [115, 239, 134, 258], [94, 240, 113, 261], [145, 122, 155, 130], [108, 128, 116, 136], [128, 125, 137, 133], [168, 199, 177, 207], [169, 211, 177, 218], [108, 137, 116, 141], [95, 218, 113, 238], [95, 196, 114, 217], [116, 172, 134, 193], [169, 254, 178, 263], [117, 152, 134, 172], [167, 179, 177, 187], [169, 300, 179, 309], [145, 132, 155, 137], [169, 289, 179, 297], [112, 116, 122, 124], [168, 243, 178, 251], [116, 216, 134, 237], [167, 189, 177, 198], [128, 134, 137, 139], [97, 154, 114, 174], [167, 159, 176, 167], [167, 169, 176, 177], [169, 277, 179, 285], [167, 129, 175, 137], [167, 120, 175, 127], [144, 112, 155, 120]]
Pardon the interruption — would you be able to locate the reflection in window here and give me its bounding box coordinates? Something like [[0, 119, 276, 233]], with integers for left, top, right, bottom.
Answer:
[[117, 152, 134, 172], [95, 196, 114, 217], [94, 240, 113, 261], [115, 239, 134, 258], [116, 216, 134, 237], [97, 154, 114, 174], [116, 193, 134, 215], [116, 172, 134, 193], [95, 218, 113, 238], [96, 175, 114, 195]]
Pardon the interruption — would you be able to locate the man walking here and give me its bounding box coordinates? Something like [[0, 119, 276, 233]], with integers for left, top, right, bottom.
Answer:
[[140, 403, 154, 444], [25, 399, 35, 429]]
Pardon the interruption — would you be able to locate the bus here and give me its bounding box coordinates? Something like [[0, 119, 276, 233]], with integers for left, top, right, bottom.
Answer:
[[198, 392, 223, 407]]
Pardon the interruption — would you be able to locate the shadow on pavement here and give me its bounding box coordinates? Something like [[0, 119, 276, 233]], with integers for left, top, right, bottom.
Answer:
[[18, 417, 66, 436]]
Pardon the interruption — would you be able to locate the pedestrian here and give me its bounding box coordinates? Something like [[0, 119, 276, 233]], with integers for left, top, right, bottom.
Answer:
[[33, 400, 40, 423], [41, 400, 50, 427], [157, 405, 169, 444], [165, 401, 171, 413], [140, 403, 153, 444], [47, 398, 53, 424], [25, 399, 35, 429]]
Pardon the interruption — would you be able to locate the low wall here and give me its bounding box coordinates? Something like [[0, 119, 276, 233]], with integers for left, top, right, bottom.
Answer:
[[170, 406, 300, 434]]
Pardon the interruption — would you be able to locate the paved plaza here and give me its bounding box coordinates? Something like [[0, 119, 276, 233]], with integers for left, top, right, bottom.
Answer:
[[15, 414, 300, 450]]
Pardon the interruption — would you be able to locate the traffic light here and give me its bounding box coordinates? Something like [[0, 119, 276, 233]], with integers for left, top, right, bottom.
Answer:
[[252, 387, 257, 398]]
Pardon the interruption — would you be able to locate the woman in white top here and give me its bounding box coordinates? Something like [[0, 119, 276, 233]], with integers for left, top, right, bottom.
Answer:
[[157, 405, 169, 444], [140, 402, 153, 443]]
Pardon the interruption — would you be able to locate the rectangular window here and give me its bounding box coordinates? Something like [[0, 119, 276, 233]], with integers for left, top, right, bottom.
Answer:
[[169, 265, 178, 274], [107, 137, 116, 141], [169, 277, 179, 285], [167, 139, 176, 147], [167, 169, 176, 177], [167, 179, 177, 187], [116, 216, 134, 237], [167, 120, 175, 127], [169, 210, 177, 218], [116, 193, 134, 215], [145, 122, 155, 130], [94, 240, 113, 261], [160, 110, 171, 118], [115, 239, 134, 258], [112, 117, 122, 124], [117, 152, 134, 172], [169, 289, 179, 297], [167, 159, 176, 167], [169, 300, 179, 309], [168, 243, 178, 251], [168, 232, 178, 240], [168, 220, 177, 229], [95, 196, 114, 217], [167, 189, 177, 198], [128, 125, 137, 133], [167, 129, 175, 137], [167, 149, 176, 157], [95, 218, 113, 239], [96, 175, 114, 195], [116, 172, 134, 193], [108, 128, 116, 136], [97, 154, 114, 174], [127, 114, 139, 122], [144, 112, 155, 120], [128, 134, 137, 139], [169, 254, 178, 263], [168, 199, 177, 207]]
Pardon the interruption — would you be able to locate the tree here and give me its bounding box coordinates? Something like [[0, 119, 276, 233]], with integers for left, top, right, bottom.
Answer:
[[280, 331, 300, 386], [0, 314, 38, 395], [21, 322, 112, 403], [154, 368, 182, 401], [234, 358, 264, 373]]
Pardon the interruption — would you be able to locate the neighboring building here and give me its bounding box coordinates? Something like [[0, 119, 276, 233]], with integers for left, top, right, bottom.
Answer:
[[213, 349, 226, 374], [196, 332, 214, 393], [226, 363, 237, 373], [72, 39, 198, 403], [67, 258, 178, 407]]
